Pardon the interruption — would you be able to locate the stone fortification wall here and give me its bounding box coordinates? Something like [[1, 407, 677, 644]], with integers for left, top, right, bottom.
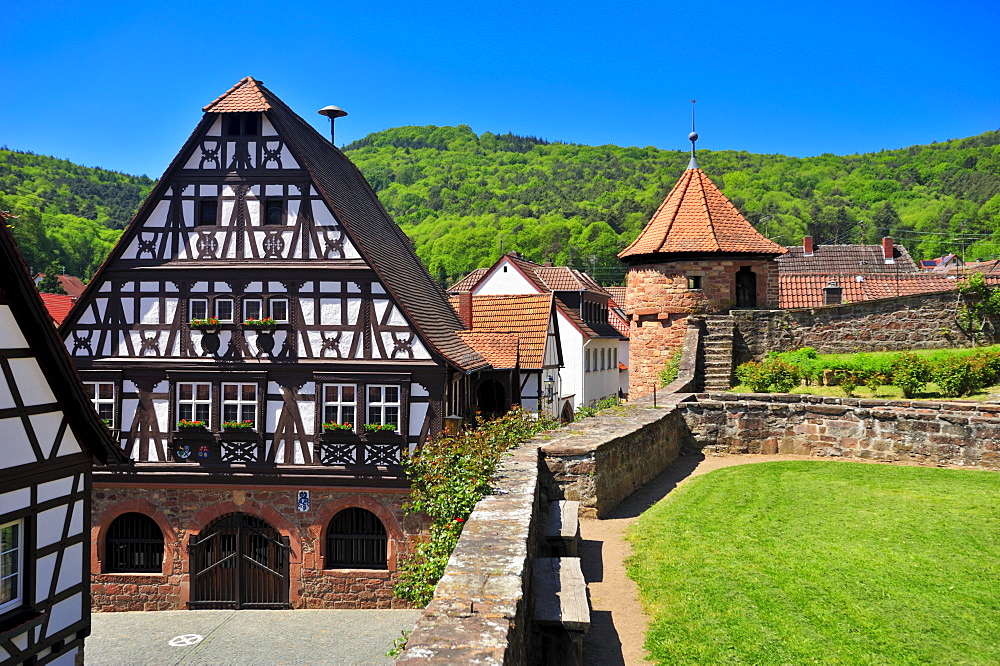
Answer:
[[397, 441, 547, 665], [681, 393, 1000, 469], [731, 291, 972, 362]]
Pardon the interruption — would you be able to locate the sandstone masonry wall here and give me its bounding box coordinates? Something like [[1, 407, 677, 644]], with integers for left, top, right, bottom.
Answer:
[[681, 392, 1000, 468], [731, 291, 973, 363], [91, 484, 420, 611]]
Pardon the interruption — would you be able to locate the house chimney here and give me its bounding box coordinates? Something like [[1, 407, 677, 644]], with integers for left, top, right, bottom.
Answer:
[[544, 260, 553, 267], [882, 237, 895, 264], [803, 236, 814, 257], [458, 292, 473, 329]]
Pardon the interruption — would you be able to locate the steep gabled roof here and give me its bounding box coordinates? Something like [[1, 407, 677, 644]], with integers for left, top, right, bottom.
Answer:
[[254, 83, 488, 371], [448, 268, 489, 293], [66, 78, 487, 373], [203, 76, 272, 112], [40, 293, 75, 325], [619, 168, 786, 259], [455, 332, 520, 369], [0, 221, 128, 465], [778, 244, 920, 274], [450, 294, 554, 369], [448, 254, 610, 297]]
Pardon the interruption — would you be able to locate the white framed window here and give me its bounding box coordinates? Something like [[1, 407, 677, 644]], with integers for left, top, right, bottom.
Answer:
[[215, 298, 234, 323], [0, 520, 23, 614], [189, 298, 209, 321], [222, 383, 257, 426], [244, 298, 263, 322], [367, 385, 400, 432], [177, 382, 212, 426], [323, 384, 357, 427], [270, 298, 289, 323], [85, 381, 116, 428]]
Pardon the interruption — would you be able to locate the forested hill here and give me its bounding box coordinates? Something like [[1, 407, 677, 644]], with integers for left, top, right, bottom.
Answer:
[[3, 127, 999, 285], [343, 125, 1000, 284], [0, 149, 154, 277]]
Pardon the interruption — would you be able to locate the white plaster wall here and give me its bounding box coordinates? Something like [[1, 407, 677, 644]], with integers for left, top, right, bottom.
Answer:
[[556, 313, 584, 408], [473, 260, 541, 295]]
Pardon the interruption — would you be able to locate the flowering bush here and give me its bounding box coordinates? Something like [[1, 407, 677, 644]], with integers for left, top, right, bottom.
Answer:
[[176, 419, 207, 430], [393, 407, 558, 606], [244, 317, 277, 327], [364, 423, 397, 433], [190, 317, 219, 328], [322, 422, 355, 432], [222, 420, 254, 430]]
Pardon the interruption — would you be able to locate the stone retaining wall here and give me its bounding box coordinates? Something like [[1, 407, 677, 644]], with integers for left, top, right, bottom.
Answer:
[[731, 291, 974, 362], [397, 441, 548, 665], [681, 393, 1000, 468]]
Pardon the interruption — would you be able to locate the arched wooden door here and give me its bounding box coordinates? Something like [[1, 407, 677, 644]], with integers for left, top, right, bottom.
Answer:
[[189, 513, 290, 609]]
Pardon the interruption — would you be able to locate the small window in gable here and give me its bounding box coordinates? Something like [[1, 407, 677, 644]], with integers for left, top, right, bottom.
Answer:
[[244, 299, 263, 322], [224, 113, 260, 137], [189, 299, 209, 321], [263, 200, 285, 226], [270, 298, 289, 323], [198, 200, 218, 227]]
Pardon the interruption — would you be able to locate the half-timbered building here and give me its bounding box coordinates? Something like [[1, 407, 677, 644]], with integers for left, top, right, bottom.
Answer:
[[60, 78, 490, 610], [0, 219, 128, 664]]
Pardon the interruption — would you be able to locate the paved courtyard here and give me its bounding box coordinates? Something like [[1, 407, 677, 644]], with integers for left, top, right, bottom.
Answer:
[[88, 609, 422, 665]]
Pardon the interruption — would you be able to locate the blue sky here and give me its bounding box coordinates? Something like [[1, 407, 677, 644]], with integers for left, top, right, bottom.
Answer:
[[2, 0, 998, 178]]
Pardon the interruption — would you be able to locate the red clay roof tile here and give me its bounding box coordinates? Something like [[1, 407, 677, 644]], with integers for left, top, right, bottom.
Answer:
[[450, 294, 553, 369], [779, 273, 956, 308], [619, 169, 786, 259], [203, 76, 272, 112]]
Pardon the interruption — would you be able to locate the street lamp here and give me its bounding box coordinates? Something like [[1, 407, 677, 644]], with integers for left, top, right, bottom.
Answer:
[[544, 375, 555, 405]]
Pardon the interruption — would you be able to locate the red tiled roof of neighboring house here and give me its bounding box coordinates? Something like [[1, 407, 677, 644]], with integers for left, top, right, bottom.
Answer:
[[619, 168, 787, 259], [455, 332, 520, 369], [608, 306, 629, 336], [778, 244, 920, 274], [39, 293, 75, 324], [956, 259, 1000, 275], [33, 274, 87, 298], [447, 268, 488, 292], [450, 294, 553, 369], [203, 76, 272, 112], [779, 273, 957, 309], [606, 286, 626, 304]]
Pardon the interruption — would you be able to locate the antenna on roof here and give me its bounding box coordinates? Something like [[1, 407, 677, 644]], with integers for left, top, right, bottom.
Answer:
[[318, 105, 348, 145], [688, 99, 699, 169]]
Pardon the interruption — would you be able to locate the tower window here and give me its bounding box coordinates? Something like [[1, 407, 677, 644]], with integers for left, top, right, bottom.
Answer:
[[688, 276, 703, 290], [224, 113, 260, 137]]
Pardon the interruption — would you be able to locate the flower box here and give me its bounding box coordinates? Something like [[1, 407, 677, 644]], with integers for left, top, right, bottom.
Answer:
[[190, 318, 221, 333], [243, 318, 278, 330], [222, 420, 255, 431], [176, 419, 209, 432]]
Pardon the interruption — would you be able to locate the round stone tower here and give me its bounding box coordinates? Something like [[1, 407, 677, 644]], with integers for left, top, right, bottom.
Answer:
[[619, 151, 786, 397]]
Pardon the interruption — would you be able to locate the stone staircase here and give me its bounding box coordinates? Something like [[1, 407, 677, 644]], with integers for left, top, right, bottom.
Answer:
[[703, 315, 736, 391]]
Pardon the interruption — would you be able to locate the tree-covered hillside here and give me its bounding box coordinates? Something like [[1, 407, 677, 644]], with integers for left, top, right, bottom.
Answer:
[[344, 125, 1000, 284], [0, 149, 154, 276], [3, 127, 999, 285]]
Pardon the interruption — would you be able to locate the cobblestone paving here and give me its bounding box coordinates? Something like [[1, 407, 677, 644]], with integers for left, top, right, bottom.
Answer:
[[88, 609, 421, 665]]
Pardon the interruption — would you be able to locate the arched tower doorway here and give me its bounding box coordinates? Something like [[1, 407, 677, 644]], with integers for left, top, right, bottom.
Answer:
[[735, 266, 758, 308], [189, 512, 290, 609]]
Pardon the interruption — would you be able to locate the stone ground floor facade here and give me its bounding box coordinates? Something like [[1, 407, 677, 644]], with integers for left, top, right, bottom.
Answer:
[[90, 483, 422, 611]]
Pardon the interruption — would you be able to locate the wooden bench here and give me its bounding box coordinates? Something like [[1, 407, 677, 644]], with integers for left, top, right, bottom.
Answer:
[[545, 500, 580, 557], [532, 557, 590, 665]]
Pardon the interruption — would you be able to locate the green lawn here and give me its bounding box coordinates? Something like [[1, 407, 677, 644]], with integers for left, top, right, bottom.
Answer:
[[626, 462, 1000, 664], [730, 382, 1000, 401]]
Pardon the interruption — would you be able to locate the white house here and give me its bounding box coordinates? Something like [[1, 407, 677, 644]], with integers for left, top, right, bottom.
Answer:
[[450, 253, 627, 409], [0, 219, 127, 664]]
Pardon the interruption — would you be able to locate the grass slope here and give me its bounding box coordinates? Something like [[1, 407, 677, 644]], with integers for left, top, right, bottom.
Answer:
[[626, 461, 1000, 664]]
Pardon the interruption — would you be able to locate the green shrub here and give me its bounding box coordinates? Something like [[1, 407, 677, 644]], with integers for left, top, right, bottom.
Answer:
[[393, 408, 557, 606], [890, 353, 932, 398], [736, 358, 801, 393], [659, 347, 683, 386], [575, 395, 620, 420], [837, 372, 857, 398]]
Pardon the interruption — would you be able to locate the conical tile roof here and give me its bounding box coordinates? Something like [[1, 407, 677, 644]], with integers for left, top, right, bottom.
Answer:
[[619, 168, 786, 259]]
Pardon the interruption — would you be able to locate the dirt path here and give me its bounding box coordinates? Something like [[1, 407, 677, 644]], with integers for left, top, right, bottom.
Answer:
[[580, 453, 816, 665]]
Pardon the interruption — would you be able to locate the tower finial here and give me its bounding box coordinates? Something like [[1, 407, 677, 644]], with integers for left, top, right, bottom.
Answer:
[[688, 99, 699, 169]]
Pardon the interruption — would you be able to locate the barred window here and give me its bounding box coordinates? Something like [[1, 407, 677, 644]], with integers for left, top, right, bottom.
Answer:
[[105, 513, 163, 573], [325, 508, 387, 570]]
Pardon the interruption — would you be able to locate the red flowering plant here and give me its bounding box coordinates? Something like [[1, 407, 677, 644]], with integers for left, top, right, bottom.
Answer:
[[222, 420, 255, 431], [176, 419, 207, 430], [189, 316, 220, 329], [244, 317, 277, 328], [322, 422, 354, 432], [393, 407, 558, 606]]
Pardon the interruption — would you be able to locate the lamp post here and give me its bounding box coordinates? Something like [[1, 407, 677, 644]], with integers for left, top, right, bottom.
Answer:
[[544, 374, 555, 414], [317, 105, 348, 145]]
